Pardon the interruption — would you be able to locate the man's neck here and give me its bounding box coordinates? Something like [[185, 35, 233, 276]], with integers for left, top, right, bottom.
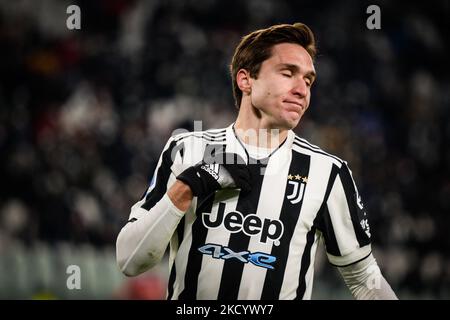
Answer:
[[234, 107, 288, 149]]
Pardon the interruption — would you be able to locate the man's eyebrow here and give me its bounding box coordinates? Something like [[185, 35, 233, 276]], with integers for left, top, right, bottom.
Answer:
[[278, 63, 316, 79]]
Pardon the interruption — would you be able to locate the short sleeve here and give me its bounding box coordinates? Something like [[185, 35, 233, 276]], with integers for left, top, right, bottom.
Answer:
[[316, 162, 372, 267]]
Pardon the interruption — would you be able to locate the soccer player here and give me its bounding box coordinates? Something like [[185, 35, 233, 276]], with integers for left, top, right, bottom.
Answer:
[[116, 23, 398, 300]]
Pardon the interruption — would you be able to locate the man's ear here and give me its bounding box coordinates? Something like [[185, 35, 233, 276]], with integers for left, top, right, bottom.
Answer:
[[236, 69, 252, 95]]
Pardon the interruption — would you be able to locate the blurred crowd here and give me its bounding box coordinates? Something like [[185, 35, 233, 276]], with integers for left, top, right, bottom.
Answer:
[[0, 0, 449, 298]]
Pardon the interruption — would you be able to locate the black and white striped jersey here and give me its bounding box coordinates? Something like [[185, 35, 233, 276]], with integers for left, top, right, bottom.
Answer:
[[129, 124, 371, 300]]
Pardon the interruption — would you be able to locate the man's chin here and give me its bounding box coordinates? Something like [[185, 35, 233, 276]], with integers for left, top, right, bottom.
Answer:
[[285, 115, 302, 130]]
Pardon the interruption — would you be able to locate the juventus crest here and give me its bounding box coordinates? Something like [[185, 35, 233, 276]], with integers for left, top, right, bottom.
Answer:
[[286, 174, 308, 204]]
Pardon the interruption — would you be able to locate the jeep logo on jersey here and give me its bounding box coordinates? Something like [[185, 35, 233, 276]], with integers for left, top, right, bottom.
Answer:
[[202, 203, 284, 246], [286, 174, 308, 204]]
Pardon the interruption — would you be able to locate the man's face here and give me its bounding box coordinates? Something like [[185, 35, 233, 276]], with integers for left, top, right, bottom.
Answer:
[[249, 43, 316, 130]]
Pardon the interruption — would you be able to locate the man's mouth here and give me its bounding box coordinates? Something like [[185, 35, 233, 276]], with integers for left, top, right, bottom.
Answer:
[[283, 100, 304, 112]]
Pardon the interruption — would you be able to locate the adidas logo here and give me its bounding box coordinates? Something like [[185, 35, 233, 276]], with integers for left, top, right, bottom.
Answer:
[[200, 164, 220, 180]]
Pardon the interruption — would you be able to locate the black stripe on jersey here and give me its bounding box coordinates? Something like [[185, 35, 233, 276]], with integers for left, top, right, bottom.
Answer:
[[177, 135, 226, 143], [175, 130, 227, 143], [176, 216, 186, 251], [217, 162, 266, 300], [338, 163, 371, 247], [196, 135, 226, 143], [293, 140, 342, 164], [178, 144, 226, 300], [294, 136, 321, 150], [204, 128, 227, 134], [329, 250, 372, 268], [315, 164, 341, 256], [204, 130, 227, 138], [295, 226, 317, 300], [203, 144, 228, 162], [141, 139, 178, 211], [321, 206, 340, 256], [260, 152, 311, 300], [172, 141, 185, 161], [179, 143, 184, 159], [167, 215, 186, 300], [178, 128, 227, 137], [167, 260, 176, 299]]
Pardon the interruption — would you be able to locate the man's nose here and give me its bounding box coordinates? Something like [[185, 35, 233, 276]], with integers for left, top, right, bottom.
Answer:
[[292, 79, 308, 98]]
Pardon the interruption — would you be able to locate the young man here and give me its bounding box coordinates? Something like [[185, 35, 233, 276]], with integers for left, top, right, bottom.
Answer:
[[116, 23, 397, 300]]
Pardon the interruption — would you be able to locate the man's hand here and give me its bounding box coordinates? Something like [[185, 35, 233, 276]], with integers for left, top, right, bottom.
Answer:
[[176, 153, 251, 198]]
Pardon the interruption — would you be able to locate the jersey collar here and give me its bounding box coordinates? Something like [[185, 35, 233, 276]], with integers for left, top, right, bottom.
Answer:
[[225, 123, 294, 164]]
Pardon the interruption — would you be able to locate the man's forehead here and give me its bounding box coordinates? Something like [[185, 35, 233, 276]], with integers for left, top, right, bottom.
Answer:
[[269, 43, 315, 70]]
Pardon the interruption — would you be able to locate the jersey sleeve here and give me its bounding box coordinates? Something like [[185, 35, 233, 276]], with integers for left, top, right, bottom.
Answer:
[[133, 135, 184, 216], [116, 135, 187, 276], [316, 162, 372, 267]]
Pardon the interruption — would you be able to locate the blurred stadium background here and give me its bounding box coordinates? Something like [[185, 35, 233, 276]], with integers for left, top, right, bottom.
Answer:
[[0, 0, 449, 299]]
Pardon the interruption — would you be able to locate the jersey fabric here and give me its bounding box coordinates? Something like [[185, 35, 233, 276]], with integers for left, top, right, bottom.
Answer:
[[128, 123, 372, 300]]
